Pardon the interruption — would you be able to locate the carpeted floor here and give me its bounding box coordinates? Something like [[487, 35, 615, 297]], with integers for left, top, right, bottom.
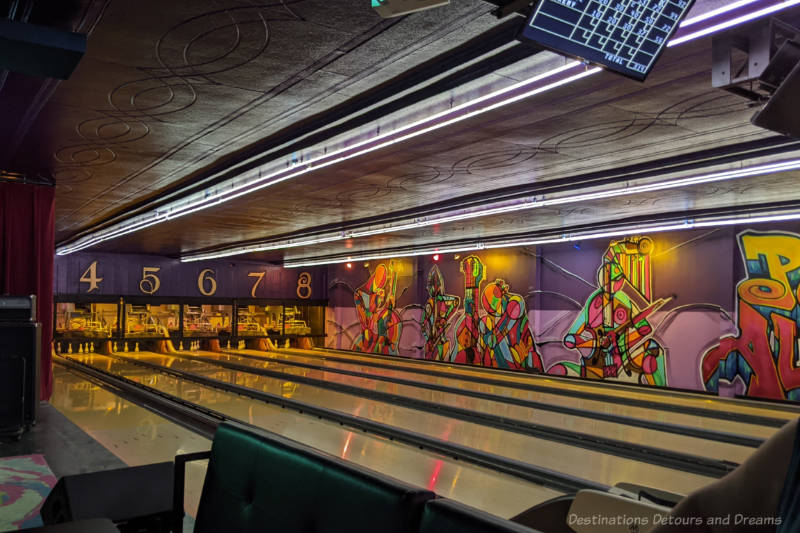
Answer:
[[0, 454, 57, 530]]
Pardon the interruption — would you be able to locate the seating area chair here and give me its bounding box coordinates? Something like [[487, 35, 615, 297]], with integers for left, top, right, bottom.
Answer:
[[39, 421, 680, 533], [41, 421, 552, 533]]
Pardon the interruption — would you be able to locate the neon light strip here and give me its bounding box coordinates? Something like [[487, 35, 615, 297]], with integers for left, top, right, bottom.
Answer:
[[59, 0, 800, 256], [283, 210, 800, 267], [679, 0, 762, 28], [181, 157, 800, 261], [59, 63, 591, 256], [669, 0, 800, 47]]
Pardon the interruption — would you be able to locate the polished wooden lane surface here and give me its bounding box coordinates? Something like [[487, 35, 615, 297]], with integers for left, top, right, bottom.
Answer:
[[283, 347, 800, 421], [55, 354, 563, 519], [69, 352, 720, 498]]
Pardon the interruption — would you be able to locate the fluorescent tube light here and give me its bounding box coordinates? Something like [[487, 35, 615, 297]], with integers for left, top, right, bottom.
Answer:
[[283, 210, 800, 267], [181, 157, 800, 261], [669, 0, 800, 47]]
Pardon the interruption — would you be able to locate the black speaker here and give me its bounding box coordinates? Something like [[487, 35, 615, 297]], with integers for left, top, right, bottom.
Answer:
[[0, 294, 36, 321], [751, 40, 800, 137], [0, 321, 40, 429], [0, 18, 86, 80], [41, 462, 175, 533], [0, 356, 26, 438]]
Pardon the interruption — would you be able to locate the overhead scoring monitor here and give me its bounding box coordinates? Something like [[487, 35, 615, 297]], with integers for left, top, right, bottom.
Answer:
[[521, 0, 695, 81]]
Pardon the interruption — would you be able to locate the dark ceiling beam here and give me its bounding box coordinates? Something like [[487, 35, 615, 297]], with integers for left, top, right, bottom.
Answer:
[[0, 0, 110, 171], [484, 0, 534, 19], [58, 15, 535, 247], [0, 169, 53, 186]]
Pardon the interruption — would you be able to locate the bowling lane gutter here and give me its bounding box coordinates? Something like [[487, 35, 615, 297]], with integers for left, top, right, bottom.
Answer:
[[56, 354, 596, 495], [109, 352, 736, 479], [217, 349, 762, 448], [291, 348, 790, 427]]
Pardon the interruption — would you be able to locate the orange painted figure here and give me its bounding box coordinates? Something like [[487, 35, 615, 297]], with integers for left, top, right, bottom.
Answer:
[[352, 262, 403, 355], [451, 256, 541, 371], [478, 279, 543, 371]]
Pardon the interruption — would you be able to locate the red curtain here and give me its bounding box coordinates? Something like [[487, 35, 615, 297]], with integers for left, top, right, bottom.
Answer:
[[0, 181, 55, 400]]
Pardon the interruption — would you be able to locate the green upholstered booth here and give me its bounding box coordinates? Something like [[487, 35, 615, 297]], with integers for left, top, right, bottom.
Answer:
[[190, 422, 436, 533], [419, 498, 543, 533]]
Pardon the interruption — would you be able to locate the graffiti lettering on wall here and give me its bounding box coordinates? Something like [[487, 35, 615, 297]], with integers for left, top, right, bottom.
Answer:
[[549, 237, 670, 386], [703, 231, 800, 400], [422, 256, 542, 372], [353, 261, 403, 355]]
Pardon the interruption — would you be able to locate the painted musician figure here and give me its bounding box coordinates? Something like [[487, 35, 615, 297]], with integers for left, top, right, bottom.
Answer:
[[352, 262, 403, 355], [559, 237, 668, 386], [452, 255, 542, 372], [421, 265, 460, 361], [453, 255, 486, 366], [478, 279, 542, 372]]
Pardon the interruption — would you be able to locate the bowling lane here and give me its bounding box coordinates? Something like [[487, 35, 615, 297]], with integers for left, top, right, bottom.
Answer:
[[192, 349, 758, 462], [221, 348, 778, 440], [50, 363, 211, 517], [71, 351, 719, 496], [59, 353, 562, 518], [284, 347, 799, 422]]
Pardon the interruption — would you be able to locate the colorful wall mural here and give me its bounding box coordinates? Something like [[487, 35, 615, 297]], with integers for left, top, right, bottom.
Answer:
[[549, 237, 668, 386], [702, 231, 800, 401], [420, 265, 459, 362], [448, 256, 541, 371], [352, 261, 403, 355], [325, 226, 800, 401]]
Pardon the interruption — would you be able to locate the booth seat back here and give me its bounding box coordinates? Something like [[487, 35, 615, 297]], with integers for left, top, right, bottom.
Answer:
[[419, 498, 544, 533], [194, 422, 435, 533]]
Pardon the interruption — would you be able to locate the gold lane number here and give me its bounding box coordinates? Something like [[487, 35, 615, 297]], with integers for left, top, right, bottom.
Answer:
[[297, 272, 312, 299], [248, 272, 266, 297], [139, 267, 162, 295], [198, 269, 217, 296], [80, 261, 103, 293]]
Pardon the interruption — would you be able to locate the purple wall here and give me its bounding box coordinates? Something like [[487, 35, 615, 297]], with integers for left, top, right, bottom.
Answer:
[[55, 253, 327, 300], [326, 224, 800, 402]]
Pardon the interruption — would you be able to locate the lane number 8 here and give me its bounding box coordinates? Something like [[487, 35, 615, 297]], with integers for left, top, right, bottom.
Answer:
[[297, 272, 312, 299]]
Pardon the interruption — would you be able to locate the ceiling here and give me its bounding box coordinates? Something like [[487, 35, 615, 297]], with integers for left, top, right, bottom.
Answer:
[[4, 0, 800, 264]]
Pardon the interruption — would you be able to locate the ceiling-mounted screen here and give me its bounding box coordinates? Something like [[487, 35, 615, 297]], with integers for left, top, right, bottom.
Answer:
[[521, 0, 695, 81]]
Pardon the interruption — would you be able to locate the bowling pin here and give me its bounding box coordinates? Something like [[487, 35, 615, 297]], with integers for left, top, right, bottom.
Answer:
[[135, 342, 139, 352], [113, 342, 118, 352], [57, 342, 62, 354], [179, 341, 184, 351], [124, 342, 129, 352], [68, 343, 73, 354], [226, 340, 231, 350], [285, 339, 290, 349], [78, 344, 83, 354], [89, 343, 94, 353]]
